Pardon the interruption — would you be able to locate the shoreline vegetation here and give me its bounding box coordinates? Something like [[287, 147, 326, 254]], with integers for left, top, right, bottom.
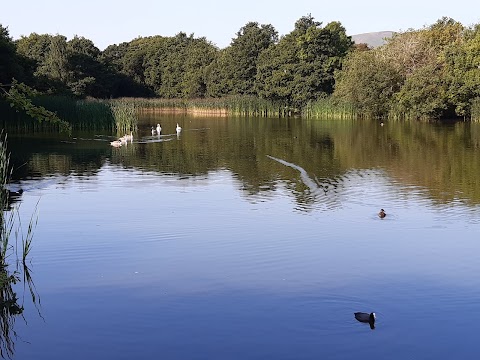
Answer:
[[1, 133, 40, 358], [2, 93, 479, 134], [1, 15, 480, 132]]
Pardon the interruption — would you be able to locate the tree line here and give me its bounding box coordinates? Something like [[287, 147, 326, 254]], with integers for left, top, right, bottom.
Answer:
[[1, 15, 480, 120]]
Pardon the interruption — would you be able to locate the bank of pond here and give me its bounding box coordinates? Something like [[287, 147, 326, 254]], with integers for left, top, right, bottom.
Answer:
[[2, 95, 479, 136]]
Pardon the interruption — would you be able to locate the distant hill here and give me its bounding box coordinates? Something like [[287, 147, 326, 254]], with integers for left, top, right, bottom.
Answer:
[[351, 31, 394, 48]]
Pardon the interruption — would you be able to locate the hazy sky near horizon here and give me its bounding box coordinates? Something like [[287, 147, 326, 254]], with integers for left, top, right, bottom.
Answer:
[[2, 0, 479, 50]]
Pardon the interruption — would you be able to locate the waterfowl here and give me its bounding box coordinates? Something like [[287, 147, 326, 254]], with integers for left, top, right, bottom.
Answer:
[[378, 209, 386, 219], [8, 188, 23, 198], [156, 124, 161, 135], [151, 127, 156, 136], [110, 140, 122, 147], [124, 132, 133, 142], [176, 123, 182, 133], [354, 312, 375, 329]]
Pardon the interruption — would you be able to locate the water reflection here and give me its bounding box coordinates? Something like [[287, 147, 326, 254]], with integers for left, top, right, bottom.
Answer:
[[5, 116, 480, 210], [4, 189, 23, 211], [3, 117, 480, 359], [1, 182, 40, 358], [0, 262, 41, 358]]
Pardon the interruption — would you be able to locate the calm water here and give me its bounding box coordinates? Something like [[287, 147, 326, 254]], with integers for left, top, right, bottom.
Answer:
[[4, 115, 480, 359]]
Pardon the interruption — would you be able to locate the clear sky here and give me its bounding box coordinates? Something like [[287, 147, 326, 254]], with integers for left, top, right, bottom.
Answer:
[[2, 0, 479, 50]]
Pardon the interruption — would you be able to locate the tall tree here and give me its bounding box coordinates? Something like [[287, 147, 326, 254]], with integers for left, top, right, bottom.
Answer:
[[41, 35, 70, 83], [205, 22, 278, 96], [0, 24, 19, 84], [334, 50, 403, 117], [444, 24, 480, 117], [256, 15, 353, 110]]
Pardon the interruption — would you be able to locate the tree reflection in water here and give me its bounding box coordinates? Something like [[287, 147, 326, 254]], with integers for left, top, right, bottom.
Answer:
[[1, 134, 40, 359]]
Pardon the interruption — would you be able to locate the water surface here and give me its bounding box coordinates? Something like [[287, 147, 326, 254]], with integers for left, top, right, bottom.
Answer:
[[5, 115, 480, 359]]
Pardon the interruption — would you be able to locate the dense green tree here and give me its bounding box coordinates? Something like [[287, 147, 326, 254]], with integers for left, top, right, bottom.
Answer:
[[39, 35, 70, 83], [16, 33, 67, 93], [101, 41, 153, 97], [0, 24, 21, 84], [15, 33, 52, 64], [393, 64, 449, 118], [389, 18, 465, 118], [139, 33, 217, 98], [65, 36, 97, 96], [255, 31, 298, 106], [205, 22, 278, 97], [204, 49, 234, 97], [155, 33, 191, 98], [122, 38, 151, 85], [443, 25, 480, 117], [100, 42, 130, 72], [334, 50, 403, 117], [255, 15, 353, 110], [182, 37, 217, 97], [333, 17, 477, 119], [4, 17, 480, 120]]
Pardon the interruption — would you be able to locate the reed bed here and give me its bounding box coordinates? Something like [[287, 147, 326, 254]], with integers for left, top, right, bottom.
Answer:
[[303, 98, 358, 120], [1, 96, 115, 132], [1, 132, 41, 358], [0, 99, 61, 133], [33, 96, 114, 130], [121, 96, 289, 117], [1, 96, 143, 132], [108, 100, 138, 133], [0, 132, 39, 269], [0, 134, 8, 235]]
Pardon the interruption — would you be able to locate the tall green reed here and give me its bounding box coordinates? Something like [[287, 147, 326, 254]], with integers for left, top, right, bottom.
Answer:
[[108, 100, 138, 133], [1, 96, 115, 132], [0, 132, 41, 359], [33, 96, 114, 130], [123, 96, 290, 117], [303, 98, 358, 120]]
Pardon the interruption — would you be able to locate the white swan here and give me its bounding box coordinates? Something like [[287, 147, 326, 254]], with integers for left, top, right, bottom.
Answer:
[[176, 123, 182, 133], [110, 140, 122, 147], [151, 127, 156, 136], [124, 132, 133, 142], [156, 124, 161, 135]]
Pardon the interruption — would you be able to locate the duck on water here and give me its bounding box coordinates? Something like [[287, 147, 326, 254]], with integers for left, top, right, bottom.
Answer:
[[378, 209, 386, 219], [354, 312, 376, 329]]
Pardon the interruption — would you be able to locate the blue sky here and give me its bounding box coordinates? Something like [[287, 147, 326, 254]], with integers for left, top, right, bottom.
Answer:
[[2, 0, 479, 50]]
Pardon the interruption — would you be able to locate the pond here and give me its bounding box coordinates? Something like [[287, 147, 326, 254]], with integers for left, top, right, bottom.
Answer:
[[5, 114, 480, 359]]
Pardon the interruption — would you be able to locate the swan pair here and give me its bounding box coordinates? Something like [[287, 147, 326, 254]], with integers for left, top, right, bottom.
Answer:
[[150, 123, 180, 135], [152, 124, 162, 136], [151, 124, 162, 135], [110, 132, 133, 147]]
